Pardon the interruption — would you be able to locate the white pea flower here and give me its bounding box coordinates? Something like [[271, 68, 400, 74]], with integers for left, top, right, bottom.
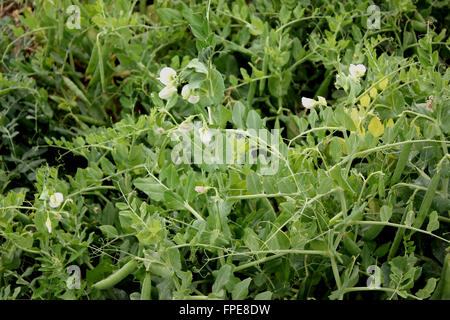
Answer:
[[181, 84, 191, 100], [349, 64, 366, 81], [49, 192, 64, 208], [181, 84, 200, 104], [199, 127, 212, 147], [317, 96, 327, 106], [158, 67, 177, 86], [301, 97, 317, 109], [45, 216, 52, 233], [187, 95, 200, 104], [195, 186, 209, 193], [158, 85, 177, 100]]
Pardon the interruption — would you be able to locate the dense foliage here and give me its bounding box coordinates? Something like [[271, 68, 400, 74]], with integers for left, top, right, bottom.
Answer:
[[0, 0, 449, 300]]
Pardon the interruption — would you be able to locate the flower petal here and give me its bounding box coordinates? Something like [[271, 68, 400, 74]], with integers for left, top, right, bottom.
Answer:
[[49, 193, 64, 208], [158, 67, 177, 86], [349, 64, 366, 79], [301, 97, 317, 109], [187, 95, 200, 104], [54, 192, 64, 203], [195, 186, 208, 193], [158, 86, 177, 100], [45, 216, 52, 233], [355, 64, 366, 76], [181, 84, 191, 100], [199, 127, 212, 146]]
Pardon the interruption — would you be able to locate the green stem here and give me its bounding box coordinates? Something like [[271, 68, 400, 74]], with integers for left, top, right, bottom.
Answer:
[[234, 250, 329, 272], [227, 192, 303, 200], [184, 201, 204, 221], [338, 188, 347, 219], [438, 216, 450, 223], [330, 253, 342, 291], [349, 221, 449, 243]]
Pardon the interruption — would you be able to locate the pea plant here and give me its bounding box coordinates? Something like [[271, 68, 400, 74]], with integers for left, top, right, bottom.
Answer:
[[0, 0, 449, 300]]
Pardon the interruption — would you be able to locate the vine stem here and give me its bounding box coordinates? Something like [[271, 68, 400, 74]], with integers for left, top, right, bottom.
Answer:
[[330, 253, 342, 291], [68, 185, 117, 198], [288, 126, 347, 148], [234, 250, 329, 272], [184, 201, 204, 221], [227, 192, 304, 200], [263, 189, 337, 246], [348, 221, 449, 243], [333, 139, 448, 173]]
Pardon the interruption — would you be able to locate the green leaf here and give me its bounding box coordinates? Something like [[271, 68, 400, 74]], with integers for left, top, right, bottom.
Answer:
[[329, 138, 343, 161], [212, 264, 234, 294], [318, 177, 334, 194], [380, 205, 392, 222], [183, 171, 197, 202], [167, 248, 182, 271], [160, 164, 180, 191], [335, 107, 356, 131], [183, 11, 209, 42], [8, 233, 33, 249], [268, 75, 282, 97], [246, 172, 263, 194], [85, 42, 99, 76], [163, 190, 186, 210], [386, 91, 405, 114], [134, 177, 166, 201], [156, 8, 183, 25], [279, 5, 291, 24], [232, 101, 247, 129], [262, 176, 279, 194], [374, 241, 391, 258], [254, 291, 272, 300], [136, 219, 163, 245], [243, 228, 260, 251], [231, 278, 252, 300], [426, 211, 439, 232], [212, 105, 232, 127], [99, 225, 119, 239], [246, 110, 263, 129], [208, 69, 225, 106], [248, 16, 264, 36], [186, 58, 208, 74]]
